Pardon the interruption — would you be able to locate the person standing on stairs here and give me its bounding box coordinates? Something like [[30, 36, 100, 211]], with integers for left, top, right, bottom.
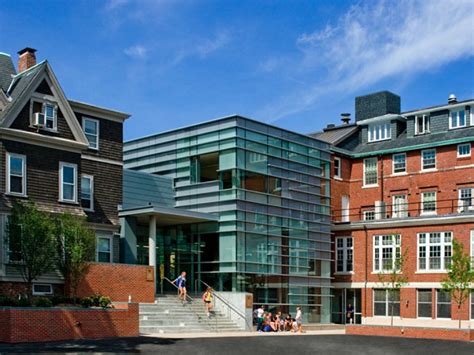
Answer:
[[174, 271, 187, 303], [202, 287, 213, 318]]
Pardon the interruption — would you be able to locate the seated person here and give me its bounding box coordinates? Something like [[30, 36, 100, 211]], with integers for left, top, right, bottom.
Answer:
[[291, 318, 298, 333], [284, 314, 292, 331]]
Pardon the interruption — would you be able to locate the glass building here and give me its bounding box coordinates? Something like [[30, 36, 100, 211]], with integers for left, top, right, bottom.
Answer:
[[122, 115, 332, 322]]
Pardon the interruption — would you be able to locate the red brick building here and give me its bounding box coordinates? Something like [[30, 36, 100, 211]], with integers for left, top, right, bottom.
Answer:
[[311, 91, 474, 327]]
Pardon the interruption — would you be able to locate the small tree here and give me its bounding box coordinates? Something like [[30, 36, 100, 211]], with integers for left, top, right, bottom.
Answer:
[[378, 245, 408, 326], [6, 201, 57, 294], [55, 213, 96, 303], [442, 239, 474, 328]]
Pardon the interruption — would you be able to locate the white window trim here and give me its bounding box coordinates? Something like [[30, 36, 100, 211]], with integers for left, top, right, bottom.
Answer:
[[416, 289, 433, 319], [392, 153, 407, 175], [32, 283, 53, 296], [436, 290, 452, 319], [335, 237, 353, 274], [421, 149, 436, 171], [449, 110, 467, 130], [30, 99, 58, 132], [363, 210, 376, 221], [415, 114, 430, 135], [373, 289, 401, 317], [363, 157, 378, 187], [458, 187, 474, 212], [470, 230, 474, 272], [417, 232, 452, 272], [82, 117, 100, 150], [6, 152, 27, 197], [457, 143, 471, 158], [59, 162, 77, 203], [373, 234, 401, 273], [368, 122, 392, 143], [96, 234, 113, 263], [334, 157, 341, 179], [392, 194, 408, 218], [81, 174, 94, 212], [421, 191, 437, 215]]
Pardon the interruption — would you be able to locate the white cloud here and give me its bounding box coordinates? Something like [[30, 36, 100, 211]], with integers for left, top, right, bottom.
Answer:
[[258, 0, 474, 122], [124, 45, 148, 59], [196, 31, 230, 58]]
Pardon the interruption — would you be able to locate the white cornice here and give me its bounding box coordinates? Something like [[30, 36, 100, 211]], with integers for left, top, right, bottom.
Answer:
[[69, 100, 130, 122], [81, 154, 123, 166]]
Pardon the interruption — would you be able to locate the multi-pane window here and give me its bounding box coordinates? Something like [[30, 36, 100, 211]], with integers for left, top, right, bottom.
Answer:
[[6, 153, 26, 196], [392, 194, 408, 218], [417, 289, 432, 318], [44, 104, 56, 130], [363, 157, 378, 186], [437, 290, 451, 318], [392, 153, 406, 174], [334, 157, 341, 179], [97, 236, 111, 263], [418, 232, 452, 271], [374, 289, 400, 316], [374, 235, 401, 272], [457, 143, 471, 157], [421, 149, 436, 170], [459, 188, 473, 212], [415, 114, 430, 135], [368, 123, 391, 142], [336, 237, 353, 273], [421, 191, 436, 214], [471, 230, 474, 269], [471, 290, 474, 320], [81, 175, 94, 211], [59, 162, 77, 202], [449, 110, 466, 129], [363, 210, 375, 221], [83, 118, 99, 150]]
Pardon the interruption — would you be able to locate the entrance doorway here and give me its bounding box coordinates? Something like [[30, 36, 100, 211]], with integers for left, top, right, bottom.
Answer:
[[332, 288, 361, 324]]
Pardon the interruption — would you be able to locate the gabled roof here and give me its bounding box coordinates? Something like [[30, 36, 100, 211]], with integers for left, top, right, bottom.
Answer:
[[0, 53, 15, 93], [308, 124, 358, 145]]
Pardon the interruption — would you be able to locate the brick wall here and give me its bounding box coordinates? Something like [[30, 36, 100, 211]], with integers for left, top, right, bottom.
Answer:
[[346, 324, 474, 342], [0, 303, 138, 343], [74, 263, 155, 303]]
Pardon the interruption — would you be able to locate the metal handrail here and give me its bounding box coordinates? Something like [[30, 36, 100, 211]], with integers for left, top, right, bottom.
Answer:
[[162, 277, 217, 332], [196, 278, 252, 330]]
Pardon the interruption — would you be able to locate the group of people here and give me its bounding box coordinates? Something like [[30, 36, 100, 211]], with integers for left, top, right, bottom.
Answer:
[[174, 271, 214, 318], [255, 305, 303, 333]]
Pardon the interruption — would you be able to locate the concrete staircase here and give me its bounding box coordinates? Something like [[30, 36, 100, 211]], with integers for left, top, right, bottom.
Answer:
[[139, 295, 244, 334]]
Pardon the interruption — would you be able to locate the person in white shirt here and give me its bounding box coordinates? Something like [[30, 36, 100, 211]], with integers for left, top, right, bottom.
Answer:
[[295, 306, 303, 333]]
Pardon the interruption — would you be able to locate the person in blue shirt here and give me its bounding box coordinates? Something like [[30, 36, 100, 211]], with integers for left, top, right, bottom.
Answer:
[[174, 271, 187, 301]]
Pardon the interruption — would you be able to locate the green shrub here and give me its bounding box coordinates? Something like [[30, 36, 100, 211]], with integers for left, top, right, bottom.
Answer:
[[0, 295, 18, 307], [91, 294, 102, 307], [18, 298, 31, 307], [34, 297, 53, 307], [99, 296, 112, 308], [80, 297, 94, 308], [51, 295, 74, 306]]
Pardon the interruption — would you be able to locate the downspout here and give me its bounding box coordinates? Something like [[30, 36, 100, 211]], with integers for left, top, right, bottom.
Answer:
[[363, 224, 368, 324], [379, 155, 384, 204]]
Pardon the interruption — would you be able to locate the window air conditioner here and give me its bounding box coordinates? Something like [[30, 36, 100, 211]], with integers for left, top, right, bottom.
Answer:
[[33, 112, 45, 128]]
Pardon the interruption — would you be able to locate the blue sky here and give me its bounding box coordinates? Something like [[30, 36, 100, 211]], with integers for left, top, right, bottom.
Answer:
[[1, 0, 473, 140]]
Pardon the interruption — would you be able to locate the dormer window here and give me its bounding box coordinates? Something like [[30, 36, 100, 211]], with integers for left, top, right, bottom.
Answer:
[[415, 114, 430, 135], [449, 110, 466, 129], [31, 99, 57, 131], [368, 122, 391, 142]]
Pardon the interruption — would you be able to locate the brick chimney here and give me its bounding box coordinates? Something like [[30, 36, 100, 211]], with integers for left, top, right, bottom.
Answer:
[[17, 47, 37, 72]]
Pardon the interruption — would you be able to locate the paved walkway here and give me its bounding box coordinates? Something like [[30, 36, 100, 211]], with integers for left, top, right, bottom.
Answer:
[[142, 329, 345, 338]]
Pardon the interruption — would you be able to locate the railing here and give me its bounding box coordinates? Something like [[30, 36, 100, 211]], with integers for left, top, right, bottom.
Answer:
[[196, 279, 252, 331], [333, 197, 473, 223], [162, 277, 217, 332]]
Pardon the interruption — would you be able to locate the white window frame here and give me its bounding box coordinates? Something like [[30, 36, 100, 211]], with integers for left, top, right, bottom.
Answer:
[[392, 153, 406, 174], [82, 117, 100, 150], [436, 289, 452, 319], [421, 149, 436, 171], [6, 153, 27, 196], [32, 283, 53, 296], [96, 234, 113, 263], [59, 162, 77, 203], [392, 194, 408, 218], [373, 234, 401, 272], [470, 230, 474, 270], [81, 174, 94, 212], [373, 289, 400, 317], [368, 122, 391, 143], [457, 143, 471, 158], [363, 210, 375, 221], [335, 237, 353, 274], [458, 187, 474, 212], [30, 99, 58, 131], [449, 109, 466, 129], [363, 157, 378, 187], [334, 157, 341, 179], [417, 289, 432, 319], [421, 191, 437, 215], [417, 232, 452, 272], [415, 114, 430, 135]]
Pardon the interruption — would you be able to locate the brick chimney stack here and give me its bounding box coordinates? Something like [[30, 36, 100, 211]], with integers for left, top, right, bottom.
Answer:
[[17, 47, 37, 72]]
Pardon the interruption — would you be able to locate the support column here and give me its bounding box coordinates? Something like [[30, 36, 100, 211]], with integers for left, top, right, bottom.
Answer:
[[149, 215, 157, 294]]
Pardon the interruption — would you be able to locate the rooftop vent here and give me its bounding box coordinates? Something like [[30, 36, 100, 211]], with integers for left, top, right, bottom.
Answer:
[[448, 94, 457, 104], [326, 124, 336, 129], [341, 113, 351, 125]]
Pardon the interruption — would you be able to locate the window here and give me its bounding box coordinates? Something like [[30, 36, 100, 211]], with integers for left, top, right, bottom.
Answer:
[[368, 123, 391, 142], [31, 100, 57, 130], [417, 289, 432, 318], [32, 284, 53, 296], [458, 188, 473, 212], [436, 290, 451, 318], [392, 194, 408, 218], [363, 157, 378, 186], [421, 191, 436, 215], [392, 153, 406, 174], [471, 290, 474, 320], [334, 157, 341, 179], [81, 175, 94, 211], [374, 289, 400, 317], [82, 117, 99, 149], [457, 143, 471, 158], [363, 210, 375, 221], [471, 230, 474, 269], [59, 162, 77, 202], [97, 236, 112, 263], [336, 237, 353, 273], [373, 234, 401, 272], [421, 149, 436, 170], [418, 232, 452, 271], [6, 153, 26, 196], [449, 110, 466, 129], [415, 114, 430, 135], [191, 153, 219, 183]]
